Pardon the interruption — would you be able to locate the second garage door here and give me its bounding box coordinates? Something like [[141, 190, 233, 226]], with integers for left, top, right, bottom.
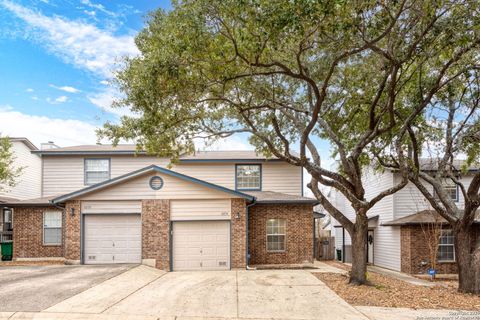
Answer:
[[84, 214, 141, 264], [172, 221, 230, 271]]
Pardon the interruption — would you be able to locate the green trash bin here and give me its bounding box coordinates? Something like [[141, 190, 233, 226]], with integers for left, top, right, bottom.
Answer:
[[336, 249, 342, 261], [1, 241, 13, 261]]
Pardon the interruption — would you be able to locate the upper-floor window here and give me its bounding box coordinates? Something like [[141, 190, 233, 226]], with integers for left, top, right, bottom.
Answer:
[[236, 164, 261, 190], [437, 229, 455, 262], [434, 180, 458, 202], [84, 159, 110, 185]]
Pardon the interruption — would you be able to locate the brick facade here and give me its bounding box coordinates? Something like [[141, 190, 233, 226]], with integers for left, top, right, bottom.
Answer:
[[401, 225, 457, 274], [64, 201, 81, 263], [13, 206, 64, 259], [248, 204, 313, 265], [231, 198, 247, 268], [141, 199, 170, 270]]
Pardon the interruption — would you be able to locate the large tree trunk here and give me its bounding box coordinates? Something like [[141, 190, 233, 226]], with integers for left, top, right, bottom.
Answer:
[[454, 224, 480, 294], [349, 213, 369, 285]]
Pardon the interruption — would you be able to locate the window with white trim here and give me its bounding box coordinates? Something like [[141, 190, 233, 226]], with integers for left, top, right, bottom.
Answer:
[[438, 229, 455, 261], [266, 219, 286, 252], [85, 159, 110, 185], [43, 211, 62, 245], [236, 164, 261, 190], [434, 180, 458, 202]]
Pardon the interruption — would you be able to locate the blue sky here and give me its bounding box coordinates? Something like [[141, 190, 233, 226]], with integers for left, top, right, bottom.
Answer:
[[0, 0, 333, 171], [0, 0, 173, 146]]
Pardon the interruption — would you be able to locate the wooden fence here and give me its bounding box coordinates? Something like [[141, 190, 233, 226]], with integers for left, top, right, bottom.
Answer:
[[315, 236, 335, 260]]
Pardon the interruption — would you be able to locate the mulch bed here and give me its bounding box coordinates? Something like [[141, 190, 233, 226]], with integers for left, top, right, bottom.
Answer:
[[314, 262, 480, 310]]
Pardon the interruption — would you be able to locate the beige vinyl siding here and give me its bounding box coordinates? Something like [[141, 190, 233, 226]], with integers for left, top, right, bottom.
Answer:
[[174, 163, 235, 189], [79, 173, 241, 201], [81, 201, 141, 214], [261, 162, 302, 195], [42, 155, 303, 196], [0, 141, 41, 200], [170, 199, 231, 220]]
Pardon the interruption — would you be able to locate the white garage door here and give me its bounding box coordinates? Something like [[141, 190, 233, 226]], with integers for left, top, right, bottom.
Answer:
[[173, 221, 230, 271], [84, 214, 141, 264]]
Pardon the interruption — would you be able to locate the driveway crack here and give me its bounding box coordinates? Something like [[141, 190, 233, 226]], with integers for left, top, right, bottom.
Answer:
[[100, 271, 167, 314]]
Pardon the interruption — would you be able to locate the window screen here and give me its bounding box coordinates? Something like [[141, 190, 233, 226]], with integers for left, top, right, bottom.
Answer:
[[85, 159, 110, 185], [266, 219, 286, 252], [44, 211, 62, 245]]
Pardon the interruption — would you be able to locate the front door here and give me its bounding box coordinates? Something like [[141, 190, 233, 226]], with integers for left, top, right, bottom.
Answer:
[[367, 230, 374, 264]]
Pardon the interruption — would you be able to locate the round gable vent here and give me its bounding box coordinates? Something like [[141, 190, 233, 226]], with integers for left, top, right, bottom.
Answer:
[[149, 176, 164, 190]]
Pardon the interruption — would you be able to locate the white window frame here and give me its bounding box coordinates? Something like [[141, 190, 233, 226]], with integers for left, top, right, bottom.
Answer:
[[43, 211, 62, 246], [434, 180, 459, 202], [235, 164, 261, 190], [266, 218, 286, 252], [84, 158, 110, 185], [437, 229, 455, 262]]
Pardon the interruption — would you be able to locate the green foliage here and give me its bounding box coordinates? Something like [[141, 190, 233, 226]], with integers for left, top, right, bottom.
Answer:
[[0, 136, 22, 189], [99, 0, 479, 175]]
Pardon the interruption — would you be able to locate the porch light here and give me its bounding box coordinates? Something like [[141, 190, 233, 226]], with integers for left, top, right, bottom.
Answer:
[[70, 207, 75, 217]]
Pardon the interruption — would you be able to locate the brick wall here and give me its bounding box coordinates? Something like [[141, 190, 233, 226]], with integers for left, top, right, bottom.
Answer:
[[401, 225, 457, 274], [248, 204, 313, 265], [231, 198, 247, 268], [13, 206, 64, 259], [64, 201, 81, 262], [142, 199, 170, 270]]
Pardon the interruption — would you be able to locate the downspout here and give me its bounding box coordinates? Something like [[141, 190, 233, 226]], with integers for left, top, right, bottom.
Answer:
[[246, 198, 256, 270], [342, 227, 345, 263]]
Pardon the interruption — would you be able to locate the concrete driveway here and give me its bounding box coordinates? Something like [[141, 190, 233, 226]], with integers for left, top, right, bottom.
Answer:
[[0, 264, 132, 312], [4, 266, 367, 320]]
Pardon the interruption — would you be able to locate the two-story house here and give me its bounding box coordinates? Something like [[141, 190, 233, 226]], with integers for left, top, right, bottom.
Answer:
[[4, 144, 317, 270], [330, 161, 480, 275], [0, 137, 41, 242]]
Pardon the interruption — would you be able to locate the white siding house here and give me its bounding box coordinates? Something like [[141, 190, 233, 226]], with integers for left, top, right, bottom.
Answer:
[[329, 166, 473, 272]]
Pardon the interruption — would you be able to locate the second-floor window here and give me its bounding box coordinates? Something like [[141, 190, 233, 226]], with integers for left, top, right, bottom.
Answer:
[[85, 159, 110, 185], [236, 164, 261, 190], [434, 180, 458, 202]]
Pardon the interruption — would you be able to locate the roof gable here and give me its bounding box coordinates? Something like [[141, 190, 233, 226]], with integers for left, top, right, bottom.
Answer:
[[52, 165, 254, 203]]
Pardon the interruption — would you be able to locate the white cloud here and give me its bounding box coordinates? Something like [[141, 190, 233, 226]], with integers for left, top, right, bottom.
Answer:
[[46, 96, 68, 104], [80, 0, 116, 17], [26, 88, 34, 92], [87, 89, 135, 117], [1, 0, 139, 77], [49, 84, 81, 93], [31, 96, 39, 100], [99, 80, 109, 85], [0, 106, 99, 146]]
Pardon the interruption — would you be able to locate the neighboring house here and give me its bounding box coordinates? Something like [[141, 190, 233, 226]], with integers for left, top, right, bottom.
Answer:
[[0, 137, 41, 242], [4, 144, 317, 270], [330, 160, 480, 275]]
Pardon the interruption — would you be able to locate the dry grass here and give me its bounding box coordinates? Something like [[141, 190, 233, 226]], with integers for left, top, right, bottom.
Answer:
[[314, 263, 480, 310]]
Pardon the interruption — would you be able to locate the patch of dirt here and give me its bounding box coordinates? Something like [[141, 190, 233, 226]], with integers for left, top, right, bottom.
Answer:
[[314, 271, 480, 310]]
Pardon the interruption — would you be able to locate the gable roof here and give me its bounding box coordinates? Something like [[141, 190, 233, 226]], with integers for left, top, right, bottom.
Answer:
[[9, 137, 38, 151], [51, 165, 254, 203]]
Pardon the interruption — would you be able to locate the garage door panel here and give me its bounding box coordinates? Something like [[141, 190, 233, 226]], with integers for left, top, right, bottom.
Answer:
[[173, 221, 230, 271], [84, 214, 141, 264]]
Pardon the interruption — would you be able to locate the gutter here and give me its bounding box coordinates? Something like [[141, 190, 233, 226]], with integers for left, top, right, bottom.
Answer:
[[245, 198, 257, 270]]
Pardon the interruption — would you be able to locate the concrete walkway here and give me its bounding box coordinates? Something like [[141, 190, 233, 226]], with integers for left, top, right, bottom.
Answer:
[[1, 266, 368, 320], [367, 265, 436, 287]]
